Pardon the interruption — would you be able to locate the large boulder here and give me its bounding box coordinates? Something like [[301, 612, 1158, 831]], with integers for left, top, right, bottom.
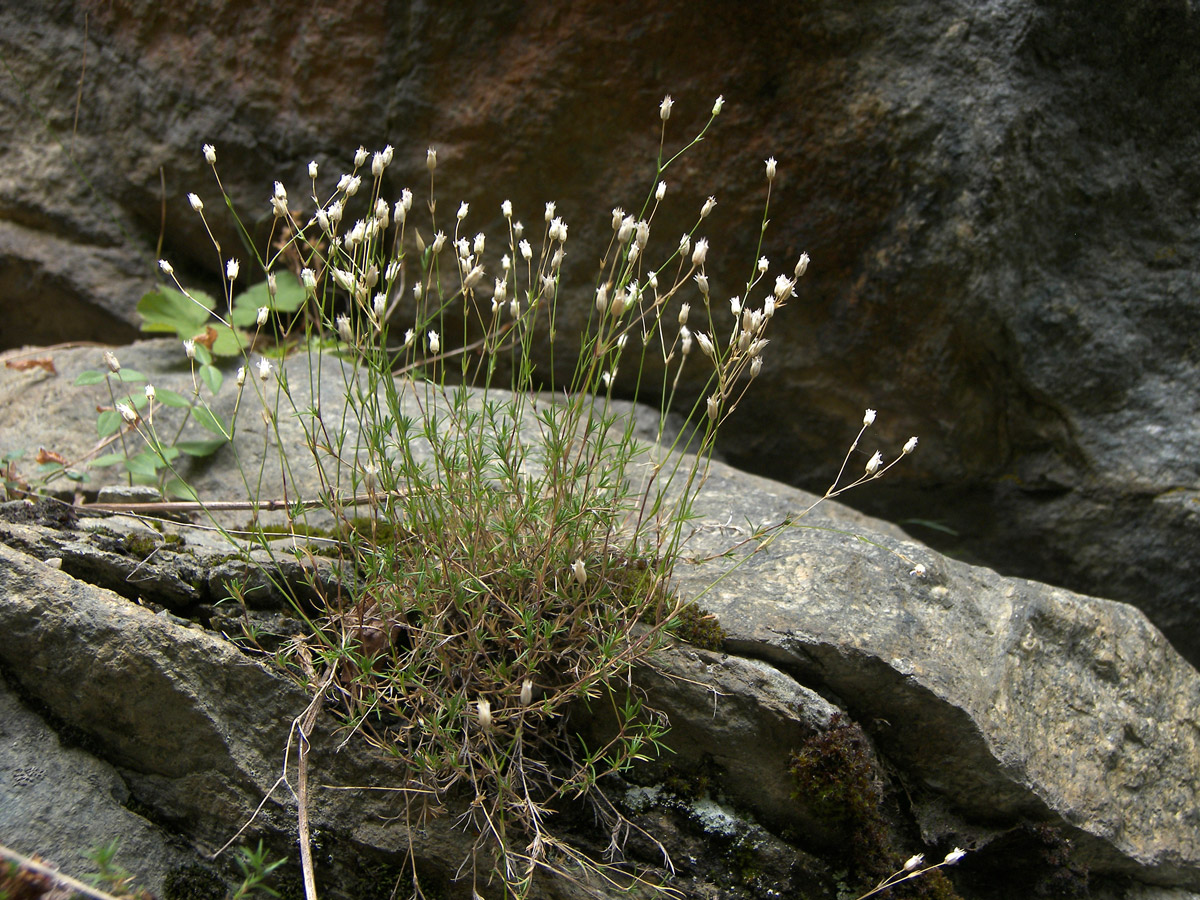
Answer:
[[1, 341, 1197, 899], [1, 0, 1198, 663]]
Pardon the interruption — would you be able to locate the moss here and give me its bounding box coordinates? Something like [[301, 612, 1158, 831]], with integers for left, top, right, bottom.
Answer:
[[163, 863, 226, 900], [671, 602, 726, 650]]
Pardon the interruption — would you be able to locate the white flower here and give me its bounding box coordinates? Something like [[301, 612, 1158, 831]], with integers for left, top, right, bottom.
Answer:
[[617, 216, 635, 243], [513, 220, 525, 237], [904, 854, 924, 872], [428, 330, 440, 355], [910, 563, 927, 578], [116, 402, 138, 425], [270, 181, 288, 217], [701, 196, 716, 218], [659, 95, 673, 121], [795, 252, 810, 277], [183, 339, 196, 360], [611, 207, 625, 230], [773, 274, 796, 300], [680, 326, 694, 356], [544, 201, 556, 222], [635, 220, 650, 248], [457, 201, 469, 221], [256, 306, 269, 326], [501, 254, 511, 271], [308, 160, 319, 179], [375, 197, 389, 229], [864, 408, 877, 426], [571, 558, 587, 586], [202, 143, 216, 164], [331, 268, 356, 293], [748, 338, 768, 357], [595, 284, 609, 313], [692, 238, 709, 267], [865, 451, 883, 475], [696, 331, 715, 358], [354, 146, 369, 168], [431, 231, 447, 253], [757, 256, 770, 274], [343, 175, 361, 196], [256, 357, 272, 381], [226, 258, 240, 280], [476, 698, 493, 731], [509, 296, 521, 318], [520, 679, 533, 707], [236, 366, 246, 387], [764, 297, 776, 318], [750, 356, 763, 378], [943, 848, 966, 866], [301, 268, 317, 293], [694, 273, 709, 294], [426, 147, 437, 171], [519, 239, 532, 261], [103, 350, 121, 373], [371, 149, 387, 177], [187, 192, 203, 213], [678, 303, 690, 326], [656, 180, 667, 201], [500, 199, 513, 218], [144, 384, 155, 402], [765, 157, 777, 180], [402, 328, 414, 348], [158, 259, 174, 275], [729, 296, 742, 316], [327, 199, 344, 224], [381, 144, 394, 167], [706, 394, 720, 420], [463, 265, 485, 290], [712, 95, 724, 116], [678, 234, 691, 257], [373, 292, 387, 319], [492, 277, 508, 307], [549, 217, 568, 242], [336, 314, 353, 343], [903, 436, 919, 455]]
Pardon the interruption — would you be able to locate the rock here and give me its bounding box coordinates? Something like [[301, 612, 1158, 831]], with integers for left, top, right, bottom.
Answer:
[[1, 342, 1198, 898], [2, 0, 1198, 663]]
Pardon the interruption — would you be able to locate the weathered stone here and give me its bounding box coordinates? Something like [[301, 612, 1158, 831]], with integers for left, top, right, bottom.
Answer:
[[3, 0, 1199, 662]]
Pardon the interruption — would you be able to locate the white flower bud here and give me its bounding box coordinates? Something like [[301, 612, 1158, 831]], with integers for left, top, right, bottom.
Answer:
[[402, 328, 414, 348], [758, 256, 770, 274], [354, 146, 369, 168], [308, 160, 319, 179], [618, 216, 635, 244], [183, 339, 196, 360], [236, 366, 246, 386], [611, 207, 625, 230], [492, 278, 508, 307], [501, 199, 512, 218], [678, 234, 691, 256], [864, 409, 877, 426], [750, 356, 763, 378], [371, 150, 386, 177], [729, 296, 742, 316], [712, 95, 724, 116], [431, 231, 447, 253], [463, 265, 485, 290], [706, 394, 720, 421], [519, 239, 532, 261], [513, 220, 525, 237], [795, 252, 810, 277], [910, 563, 927, 578], [549, 217, 568, 242], [656, 180, 666, 201], [680, 326, 693, 356], [336, 314, 353, 343], [659, 95, 673, 121], [572, 558, 587, 586], [257, 306, 269, 326], [426, 148, 437, 171], [691, 238, 709, 267], [256, 357, 272, 381], [457, 201, 469, 221], [765, 157, 777, 180], [773, 274, 796, 300], [865, 451, 883, 475], [520, 679, 533, 707], [678, 303, 690, 326], [301, 268, 317, 293], [202, 143, 216, 164], [694, 273, 709, 295], [701, 196, 716, 218], [904, 855, 924, 872], [696, 332, 715, 358], [144, 384, 155, 402], [943, 848, 966, 866], [903, 436, 919, 455], [226, 258, 239, 281], [476, 698, 493, 731], [544, 201, 556, 222], [373, 292, 387, 320], [116, 402, 138, 425], [428, 331, 440, 355], [158, 259, 174, 275], [103, 350, 121, 373], [595, 284, 608, 313], [635, 220, 650, 248], [187, 192, 204, 213]]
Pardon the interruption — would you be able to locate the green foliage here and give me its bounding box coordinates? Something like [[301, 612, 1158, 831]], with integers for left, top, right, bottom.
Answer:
[[138, 285, 248, 357], [670, 602, 726, 650]]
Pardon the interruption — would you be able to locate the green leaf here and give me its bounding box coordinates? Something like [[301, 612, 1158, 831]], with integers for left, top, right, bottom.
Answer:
[[124, 451, 162, 478], [193, 342, 213, 366], [175, 438, 227, 457], [137, 287, 214, 334], [163, 477, 198, 501], [233, 271, 307, 315], [192, 406, 229, 437], [155, 388, 192, 408], [209, 324, 249, 358], [74, 370, 106, 386], [65, 469, 88, 483], [90, 452, 127, 468], [200, 364, 223, 395], [97, 410, 122, 437], [113, 369, 147, 383]]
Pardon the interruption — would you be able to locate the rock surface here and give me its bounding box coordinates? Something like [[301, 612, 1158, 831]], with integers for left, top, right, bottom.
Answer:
[[1, 0, 1198, 663], [1, 342, 1198, 899]]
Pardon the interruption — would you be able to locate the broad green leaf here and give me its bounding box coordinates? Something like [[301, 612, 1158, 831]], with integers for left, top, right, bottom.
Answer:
[[65, 469, 88, 482], [97, 410, 121, 437], [74, 370, 106, 386], [163, 477, 199, 501], [200, 364, 223, 395], [155, 388, 192, 408], [209, 324, 249, 357], [175, 438, 227, 457], [113, 369, 147, 383], [90, 452, 127, 468], [192, 406, 229, 437], [124, 452, 162, 478], [233, 271, 307, 315], [193, 343, 213, 366], [137, 287, 214, 333]]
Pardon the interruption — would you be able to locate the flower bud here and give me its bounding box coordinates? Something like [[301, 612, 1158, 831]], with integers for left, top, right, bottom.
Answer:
[[701, 196, 716, 218], [903, 436, 919, 455], [865, 451, 883, 475], [428, 331, 440, 355], [765, 157, 777, 180], [202, 143, 216, 164], [103, 350, 121, 373], [257, 306, 269, 326], [864, 409, 877, 426], [571, 558, 587, 586], [659, 95, 673, 121], [308, 160, 319, 179], [712, 95, 724, 116]]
